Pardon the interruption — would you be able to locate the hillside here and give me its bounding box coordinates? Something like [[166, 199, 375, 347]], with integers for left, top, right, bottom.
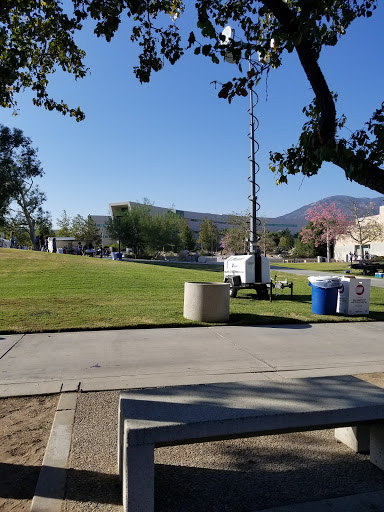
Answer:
[[266, 195, 384, 234]]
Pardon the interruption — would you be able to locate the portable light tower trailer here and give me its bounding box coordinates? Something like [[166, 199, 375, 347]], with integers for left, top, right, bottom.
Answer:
[[224, 254, 271, 298], [221, 25, 272, 301]]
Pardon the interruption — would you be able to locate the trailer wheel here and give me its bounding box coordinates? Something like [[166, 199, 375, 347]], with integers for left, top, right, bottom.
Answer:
[[229, 286, 238, 298], [256, 284, 269, 300]]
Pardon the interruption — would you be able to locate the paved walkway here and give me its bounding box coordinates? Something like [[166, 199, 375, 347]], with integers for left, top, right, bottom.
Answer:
[[271, 265, 384, 287], [1, 322, 384, 397], [3, 323, 384, 511]]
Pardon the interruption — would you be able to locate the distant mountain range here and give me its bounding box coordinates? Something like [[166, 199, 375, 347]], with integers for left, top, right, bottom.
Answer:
[[265, 195, 384, 234]]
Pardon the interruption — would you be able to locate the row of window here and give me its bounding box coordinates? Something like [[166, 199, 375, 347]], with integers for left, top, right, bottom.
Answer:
[[188, 218, 229, 225]]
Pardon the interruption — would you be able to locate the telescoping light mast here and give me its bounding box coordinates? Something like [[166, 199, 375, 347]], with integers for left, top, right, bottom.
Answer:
[[221, 26, 271, 298]]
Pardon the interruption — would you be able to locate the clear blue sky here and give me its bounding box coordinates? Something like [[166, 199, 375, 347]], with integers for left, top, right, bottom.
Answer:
[[2, 3, 383, 227]]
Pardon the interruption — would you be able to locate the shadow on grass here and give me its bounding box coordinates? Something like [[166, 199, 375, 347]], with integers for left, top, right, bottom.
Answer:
[[272, 294, 312, 302], [365, 311, 384, 321], [235, 293, 312, 302], [129, 260, 224, 272]]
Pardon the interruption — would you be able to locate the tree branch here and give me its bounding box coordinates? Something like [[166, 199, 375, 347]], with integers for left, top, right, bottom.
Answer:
[[263, 0, 336, 144], [330, 142, 384, 193]]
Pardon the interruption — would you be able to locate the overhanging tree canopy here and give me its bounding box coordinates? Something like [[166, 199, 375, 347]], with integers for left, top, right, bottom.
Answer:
[[0, 125, 50, 248], [1, 1, 383, 191]]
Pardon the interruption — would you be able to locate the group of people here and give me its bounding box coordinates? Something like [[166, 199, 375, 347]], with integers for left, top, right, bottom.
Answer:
[[75, 242, 108, 257], [9, 236, 28, 250], [349, 250, 372, 262], [35, 235, 49, 251], [8, 232, 109, 257], [9, 231, 42, 250]]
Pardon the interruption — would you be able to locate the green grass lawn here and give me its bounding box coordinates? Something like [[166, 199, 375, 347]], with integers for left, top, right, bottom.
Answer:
[[1, 248, 383, 334]]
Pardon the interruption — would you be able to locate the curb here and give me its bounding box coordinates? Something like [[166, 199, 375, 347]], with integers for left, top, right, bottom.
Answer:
[[30, 392, 78, 512]]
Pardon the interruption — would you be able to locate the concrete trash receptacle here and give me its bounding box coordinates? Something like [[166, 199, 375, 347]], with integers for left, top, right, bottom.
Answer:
[[184, 282, 230, 322], [308, 276, 341, 315]]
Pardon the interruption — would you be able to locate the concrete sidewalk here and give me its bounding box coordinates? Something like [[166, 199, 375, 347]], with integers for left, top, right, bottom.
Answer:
[[3, 323, 384, 511], [271, 265, 384, 288], [1, 322, 384, 397]]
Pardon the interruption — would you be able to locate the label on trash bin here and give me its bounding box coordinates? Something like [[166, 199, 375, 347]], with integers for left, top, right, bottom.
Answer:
[[337, 277, 370, 315]]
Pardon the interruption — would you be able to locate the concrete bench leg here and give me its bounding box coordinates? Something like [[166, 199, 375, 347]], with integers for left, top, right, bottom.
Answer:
[[370, 424, 384, 471], [119, 404, 155, 512], [118, 406, 125, 481], [335, 426, 370, 453], [122, 441, 155, 512]]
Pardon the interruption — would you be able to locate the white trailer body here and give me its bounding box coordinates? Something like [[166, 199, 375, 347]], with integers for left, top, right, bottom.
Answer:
[[224, 255, 270, 284]]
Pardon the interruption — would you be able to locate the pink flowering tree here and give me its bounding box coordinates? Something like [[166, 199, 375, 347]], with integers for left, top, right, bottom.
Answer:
[[220, 212, 248, 255], [300, 202, 351, 262]]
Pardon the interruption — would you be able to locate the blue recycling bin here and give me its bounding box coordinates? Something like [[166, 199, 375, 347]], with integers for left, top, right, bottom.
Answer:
[[308, 277, 341, 315]]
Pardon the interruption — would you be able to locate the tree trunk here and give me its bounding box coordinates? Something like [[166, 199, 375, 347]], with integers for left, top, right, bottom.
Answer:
[[17, 192, 37, 250], [263, 0, 336, 143], [27, 216, 36, 250]]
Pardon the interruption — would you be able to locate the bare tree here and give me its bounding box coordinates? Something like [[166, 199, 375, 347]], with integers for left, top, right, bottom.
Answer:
[[342, 201, 384, 259]]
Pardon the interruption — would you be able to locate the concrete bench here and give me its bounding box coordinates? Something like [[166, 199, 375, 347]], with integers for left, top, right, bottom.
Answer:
[[118, 376, 384, 512]]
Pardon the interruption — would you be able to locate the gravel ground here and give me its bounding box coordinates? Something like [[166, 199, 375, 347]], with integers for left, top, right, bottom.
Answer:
[[64, 374, 384, 512]]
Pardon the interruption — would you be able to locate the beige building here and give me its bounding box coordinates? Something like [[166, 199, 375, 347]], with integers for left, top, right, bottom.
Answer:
[[90, 214, 114, 247], [334, 205, 384, 261], [92, 202, 234, 248], [109, 201, 232, 238], [91, 201, 302, 249]]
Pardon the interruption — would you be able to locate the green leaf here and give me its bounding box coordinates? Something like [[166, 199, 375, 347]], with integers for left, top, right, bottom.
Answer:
[[188, 32, 195, 46], [202, 44, 211, 56], [218, 88, 228, 99]]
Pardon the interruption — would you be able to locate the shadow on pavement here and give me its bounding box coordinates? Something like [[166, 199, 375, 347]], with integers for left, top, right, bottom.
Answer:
[[28, 436, 384, 510], [52, 432, 384, 510], [229, 313, 311, 326], [155, 436, 384, 512]]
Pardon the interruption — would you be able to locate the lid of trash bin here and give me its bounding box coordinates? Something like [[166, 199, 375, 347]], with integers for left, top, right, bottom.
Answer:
[[308, 276, 342, 288]]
